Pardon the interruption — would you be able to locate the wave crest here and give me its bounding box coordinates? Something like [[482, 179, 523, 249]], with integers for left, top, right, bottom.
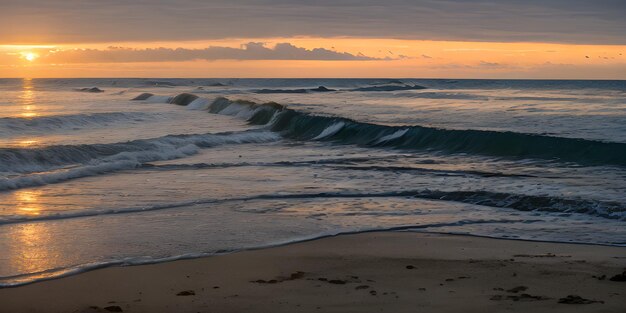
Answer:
[[134, 93, 626, 167], [0, 130, 280, 189]]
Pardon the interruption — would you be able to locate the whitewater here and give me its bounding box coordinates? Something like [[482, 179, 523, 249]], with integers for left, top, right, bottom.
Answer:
[[0, 78, 624, 287]]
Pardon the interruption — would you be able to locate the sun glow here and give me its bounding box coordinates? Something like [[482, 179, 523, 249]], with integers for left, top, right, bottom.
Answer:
[[22, 52, 38, 61], [1, 39, 625, 78]]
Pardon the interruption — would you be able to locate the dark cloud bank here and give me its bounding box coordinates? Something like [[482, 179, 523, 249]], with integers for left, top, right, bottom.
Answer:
[[3, 0, 625, 44], [40, 43, 381, 63]]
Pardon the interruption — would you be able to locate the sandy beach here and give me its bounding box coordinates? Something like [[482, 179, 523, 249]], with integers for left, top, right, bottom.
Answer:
[[0, 232, 624, 313]]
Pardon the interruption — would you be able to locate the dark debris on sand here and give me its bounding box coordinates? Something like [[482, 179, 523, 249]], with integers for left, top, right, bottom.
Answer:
[[176, 290, 196, 296], [252, 271, 306, 284], [506, 286, 528, 293], [490, 286, 551, 302], [592, 274, 607, 280], [558, 295, 604, 304], [490, 293, 550, 302], [609, 271, 626, 281], [77, 305, 123, 313]]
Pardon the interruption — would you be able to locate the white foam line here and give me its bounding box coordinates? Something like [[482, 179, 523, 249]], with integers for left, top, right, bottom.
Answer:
[[313, 122, 345, 140]]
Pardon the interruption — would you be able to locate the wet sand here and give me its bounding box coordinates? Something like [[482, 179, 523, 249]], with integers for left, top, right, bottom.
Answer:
[[0, 232, 624, 313]]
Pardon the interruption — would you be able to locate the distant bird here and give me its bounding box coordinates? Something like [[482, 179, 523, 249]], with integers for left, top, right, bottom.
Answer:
[[585, 56, 589, 58], [389, 51, 394, 54]]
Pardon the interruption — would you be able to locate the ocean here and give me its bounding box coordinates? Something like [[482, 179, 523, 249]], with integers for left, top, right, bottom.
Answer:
[[0, 78, 624, 287]]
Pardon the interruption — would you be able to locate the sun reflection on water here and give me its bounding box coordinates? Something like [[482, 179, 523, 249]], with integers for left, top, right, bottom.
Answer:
[[4, 189, 58, 278], [16, 140, 40, 148], [10, 223, 57, 277], [18, 78, 38, 118], [20, 112, 38, 118], [15, 190, 44, 216]]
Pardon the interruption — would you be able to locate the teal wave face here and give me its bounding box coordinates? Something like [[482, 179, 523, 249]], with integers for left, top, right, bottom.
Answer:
[[204, 97, 626, 167]]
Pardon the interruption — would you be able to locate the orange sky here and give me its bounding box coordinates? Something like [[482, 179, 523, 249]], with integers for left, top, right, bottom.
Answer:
[[1, 38, 625, 79]]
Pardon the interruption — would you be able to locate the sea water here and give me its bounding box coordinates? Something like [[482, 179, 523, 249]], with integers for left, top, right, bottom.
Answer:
[[0, 78, 624, 286]]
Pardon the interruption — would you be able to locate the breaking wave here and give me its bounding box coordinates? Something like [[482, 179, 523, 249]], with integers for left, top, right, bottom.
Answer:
[[138, 93, 626, 167], [0, 130, 281, 189]]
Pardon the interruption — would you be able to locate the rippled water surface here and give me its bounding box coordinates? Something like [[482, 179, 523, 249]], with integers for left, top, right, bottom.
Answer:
[[1, 78, 625, 286]]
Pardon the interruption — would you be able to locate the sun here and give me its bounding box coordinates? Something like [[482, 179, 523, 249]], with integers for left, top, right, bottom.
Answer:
[[21, 52, 38, 62]]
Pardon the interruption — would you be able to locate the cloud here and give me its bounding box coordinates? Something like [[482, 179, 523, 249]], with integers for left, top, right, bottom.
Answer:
[[33, 42, 380, 63], [478, 61, 503, 68], [430, 61, 517, 70], [2, 0, 625, 44]]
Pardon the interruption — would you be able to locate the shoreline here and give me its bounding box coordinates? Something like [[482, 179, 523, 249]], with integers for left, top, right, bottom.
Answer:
[[1, 232, 625, 312], [3, 229, 624, 289]]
